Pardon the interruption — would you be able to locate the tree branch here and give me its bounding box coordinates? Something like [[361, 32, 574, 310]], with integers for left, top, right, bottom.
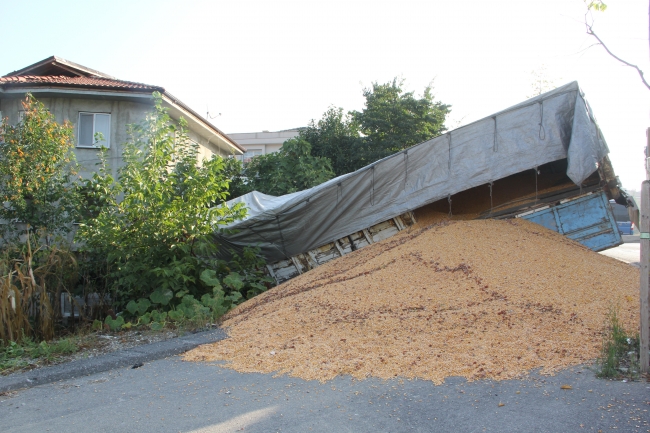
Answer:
[[586, 23, 650, 91]]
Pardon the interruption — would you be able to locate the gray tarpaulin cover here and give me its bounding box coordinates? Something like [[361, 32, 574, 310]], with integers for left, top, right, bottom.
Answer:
[[216, 82, 609, 263]]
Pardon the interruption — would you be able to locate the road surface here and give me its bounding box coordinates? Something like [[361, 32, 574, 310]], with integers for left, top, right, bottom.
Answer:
[[1, 356, 648, 433]]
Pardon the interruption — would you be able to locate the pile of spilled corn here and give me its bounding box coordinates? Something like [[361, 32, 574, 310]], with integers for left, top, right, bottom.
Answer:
[[184, 219, 638, 384]]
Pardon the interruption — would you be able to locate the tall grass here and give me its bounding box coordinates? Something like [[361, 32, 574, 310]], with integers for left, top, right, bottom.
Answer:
[[596, 306, 639, 378], [0, 230, 77, 344]]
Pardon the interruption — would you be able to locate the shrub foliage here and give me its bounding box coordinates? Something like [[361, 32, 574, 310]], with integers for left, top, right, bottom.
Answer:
[[0, 95, 80, 343], [76, 93, 269, 326]]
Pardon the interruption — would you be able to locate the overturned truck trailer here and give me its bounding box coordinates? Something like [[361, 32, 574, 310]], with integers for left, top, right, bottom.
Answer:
[[217, 82, 634, 284]]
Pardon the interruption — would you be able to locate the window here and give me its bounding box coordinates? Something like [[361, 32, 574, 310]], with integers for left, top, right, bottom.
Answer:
[[78, 113, 110, 148], [240, 149, 263, 163]]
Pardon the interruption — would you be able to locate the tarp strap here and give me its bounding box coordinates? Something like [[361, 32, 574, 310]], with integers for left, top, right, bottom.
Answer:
[[448, 194, 453, 217], [538, 101, 546, 140], [534, 166, 539, 204], [447, 133, 452, 173], [370, 166, 376, 206], [403, 150, 409, 188], [275, 215, 289, 259], [492, 116, 498, 152], [246, 224, 287, 259]]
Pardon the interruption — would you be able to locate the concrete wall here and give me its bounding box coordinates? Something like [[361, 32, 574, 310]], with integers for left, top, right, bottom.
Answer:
[[0, 94, 231, 179]]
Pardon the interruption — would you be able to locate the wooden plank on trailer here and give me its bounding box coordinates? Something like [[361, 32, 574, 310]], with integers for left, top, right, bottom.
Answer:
[[290, 256, 304, 275], [306, 250, 320, 268], [266, 265, 278, 284], [333, 239, 345, 257], [393, 216, 406, 231], [362, 229, 374, 244]]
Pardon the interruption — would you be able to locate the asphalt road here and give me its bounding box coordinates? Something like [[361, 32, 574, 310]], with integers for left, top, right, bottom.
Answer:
[[1, 237, 648, 432], [2, 355, 649, 433]]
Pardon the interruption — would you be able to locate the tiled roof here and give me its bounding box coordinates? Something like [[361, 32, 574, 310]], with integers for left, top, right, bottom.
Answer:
[[0, 55, 244, 153], [0, 75, 163, 92]]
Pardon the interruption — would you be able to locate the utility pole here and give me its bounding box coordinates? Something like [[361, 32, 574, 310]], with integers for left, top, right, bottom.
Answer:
[[641, 128, 650, 374]]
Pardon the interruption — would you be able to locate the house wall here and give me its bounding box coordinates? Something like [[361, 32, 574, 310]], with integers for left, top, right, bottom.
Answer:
[[0, 95, 231, 179]]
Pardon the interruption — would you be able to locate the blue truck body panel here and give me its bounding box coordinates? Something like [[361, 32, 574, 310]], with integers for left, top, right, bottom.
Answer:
[[520, 192, 622, 252], [617, 221, 633, 235]]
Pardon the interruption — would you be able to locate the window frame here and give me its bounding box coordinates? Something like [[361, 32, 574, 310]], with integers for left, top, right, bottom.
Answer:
[[240, 148, 263, 164], [77, 112, 111, 148]]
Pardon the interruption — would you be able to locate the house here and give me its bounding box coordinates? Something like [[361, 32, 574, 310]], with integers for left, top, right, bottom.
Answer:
[[228, 129, 300, 163], [0, 56, 244, 178]]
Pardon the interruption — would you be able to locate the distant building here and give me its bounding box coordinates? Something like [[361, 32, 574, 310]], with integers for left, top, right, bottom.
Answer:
[[228, 129, 300, 163], [0, 56, 244, 178]]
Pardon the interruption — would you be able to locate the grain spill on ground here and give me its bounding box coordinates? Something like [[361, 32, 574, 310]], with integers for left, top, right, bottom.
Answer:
[[184, 219, 639, 384]]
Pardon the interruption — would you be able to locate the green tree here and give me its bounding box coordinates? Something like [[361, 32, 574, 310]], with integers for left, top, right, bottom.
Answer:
[[0, 94, 80, 242], [352, 78, 450, 164], [242, 137, 335, 196], [221, 156, 251, 200], [299, 107, 363, 177], [297, 78, 450, 177], [76, 93, 248, 308]]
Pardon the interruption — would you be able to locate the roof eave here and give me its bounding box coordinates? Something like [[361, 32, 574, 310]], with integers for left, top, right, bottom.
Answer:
[[161, 92, 245, 154], [0, 82, 163, 94], [0, 85, 156, 100], [0, 77, 244, 156], [3, 56, 115, 79]]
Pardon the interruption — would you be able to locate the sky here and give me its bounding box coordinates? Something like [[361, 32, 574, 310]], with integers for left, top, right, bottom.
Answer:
[[1, 0, 648, 189]]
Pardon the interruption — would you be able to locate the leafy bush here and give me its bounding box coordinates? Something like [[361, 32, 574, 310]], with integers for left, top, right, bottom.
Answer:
[[0, 93, 274, 341], [115, 245, 273, 330], [0, 94, 80, 242], [76, 93, 270, 325], [0, 94, 81, 344]]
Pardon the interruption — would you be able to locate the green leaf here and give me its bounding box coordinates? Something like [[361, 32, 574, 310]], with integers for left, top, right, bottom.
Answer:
[[168, 310, 184, 322], [223, 272, 244, 291], [150, 289, 173, 306], [150, 310, 168, 322], [225, 291, 243, 303], [104, 315, 125, 332], [136, 298, 151, 315], [200, 269, 222, 288], [126, 300, 138, 315]]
